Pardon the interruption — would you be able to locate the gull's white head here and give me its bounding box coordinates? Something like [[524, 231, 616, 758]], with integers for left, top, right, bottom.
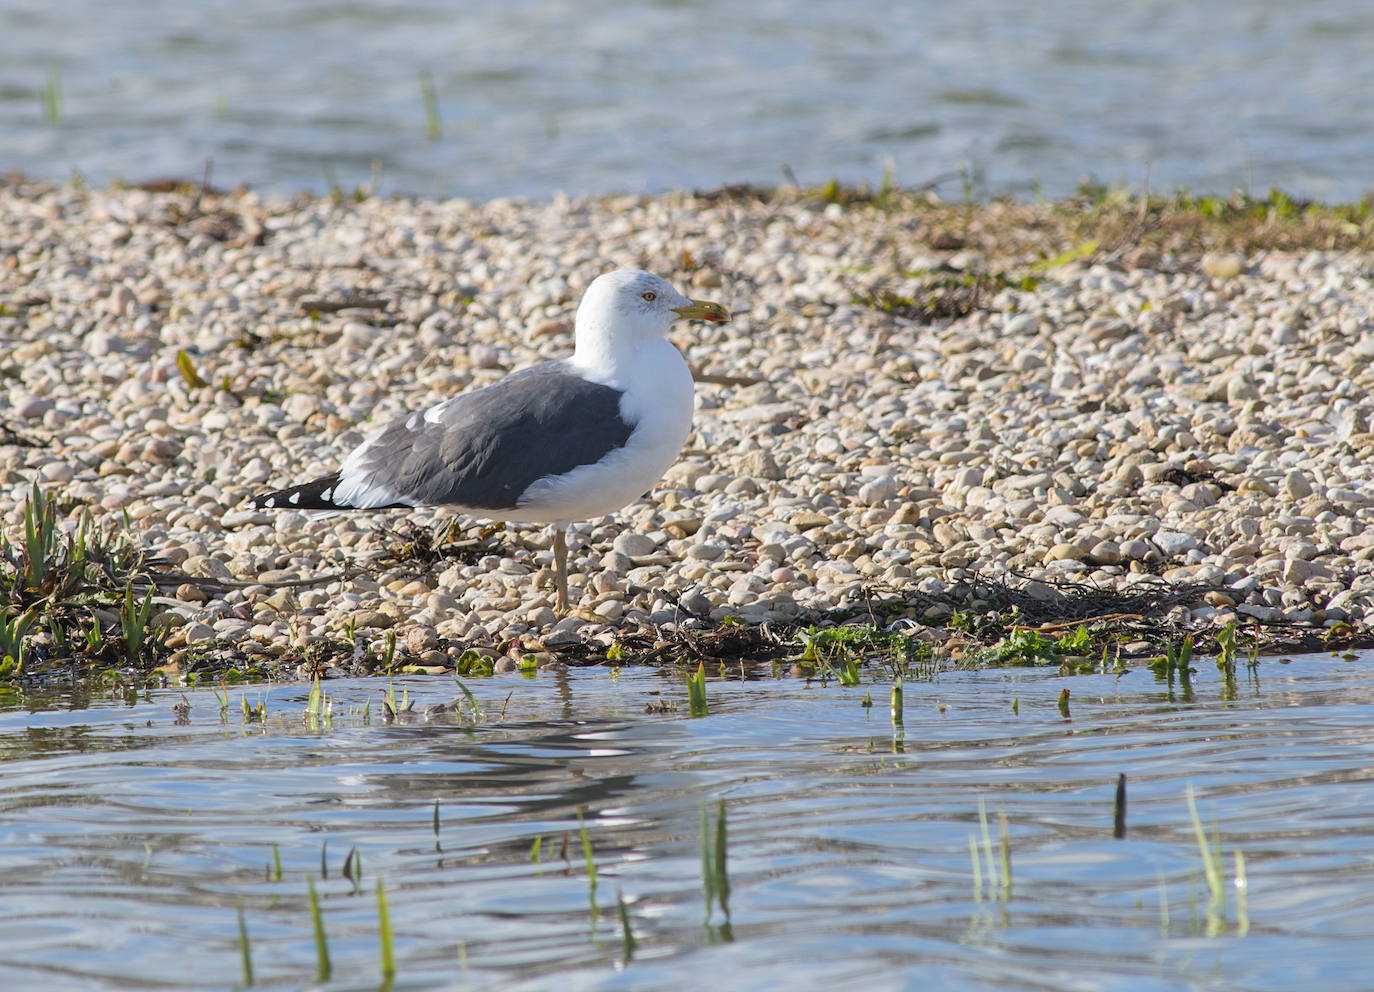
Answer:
[[573, 269, 728, 365]]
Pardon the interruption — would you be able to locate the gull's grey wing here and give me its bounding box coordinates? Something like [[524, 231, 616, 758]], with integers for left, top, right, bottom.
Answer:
[[335, 362, 635, 510]]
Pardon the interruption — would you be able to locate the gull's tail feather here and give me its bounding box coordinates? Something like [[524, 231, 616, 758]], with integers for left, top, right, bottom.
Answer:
[[251, 473, 405, 511]]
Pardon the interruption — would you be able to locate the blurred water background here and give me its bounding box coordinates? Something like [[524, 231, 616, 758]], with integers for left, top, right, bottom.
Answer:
[[3, 0, 1372, 201]]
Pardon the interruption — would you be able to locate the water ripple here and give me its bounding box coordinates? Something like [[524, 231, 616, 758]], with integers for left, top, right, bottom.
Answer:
[[0, 655, 1372, 988]]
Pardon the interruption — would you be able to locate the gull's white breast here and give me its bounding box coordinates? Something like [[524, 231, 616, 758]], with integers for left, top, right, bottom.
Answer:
[[518, 338, 694, 523]]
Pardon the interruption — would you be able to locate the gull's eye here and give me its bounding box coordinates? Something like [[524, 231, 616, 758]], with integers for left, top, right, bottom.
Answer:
[[641, 291, 657, 301]]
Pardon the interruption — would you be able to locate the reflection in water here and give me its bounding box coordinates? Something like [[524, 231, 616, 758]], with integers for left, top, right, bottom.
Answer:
[[0, 656, 1373, 989]]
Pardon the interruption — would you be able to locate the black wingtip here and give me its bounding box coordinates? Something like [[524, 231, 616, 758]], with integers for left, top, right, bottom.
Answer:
[[251, 474, 347, 510]]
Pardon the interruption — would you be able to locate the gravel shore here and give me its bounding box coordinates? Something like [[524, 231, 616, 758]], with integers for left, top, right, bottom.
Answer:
[[3, 178, 1373, 675]]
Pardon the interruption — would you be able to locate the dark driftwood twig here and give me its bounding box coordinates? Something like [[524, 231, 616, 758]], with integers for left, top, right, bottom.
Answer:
[[298, 295, 390, 314], [692, 370, 765, 387]]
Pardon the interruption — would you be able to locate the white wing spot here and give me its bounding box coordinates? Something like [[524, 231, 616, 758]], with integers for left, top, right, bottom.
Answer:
[[424, 400, 450, 425], [406, 413, 420, 430], [289, 491, 300, 505], [321, 487, 334, 503]]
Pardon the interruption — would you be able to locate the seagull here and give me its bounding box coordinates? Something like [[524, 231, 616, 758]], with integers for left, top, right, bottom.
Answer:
[[250, 269, 730, 614]]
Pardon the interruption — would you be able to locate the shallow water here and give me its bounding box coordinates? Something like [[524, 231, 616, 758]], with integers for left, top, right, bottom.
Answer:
[[2, 654, 1373, 990], [3, 0, 1373, 200]]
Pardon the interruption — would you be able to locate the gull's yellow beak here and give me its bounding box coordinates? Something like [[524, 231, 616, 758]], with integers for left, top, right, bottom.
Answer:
[[671, 299, 730, 323]]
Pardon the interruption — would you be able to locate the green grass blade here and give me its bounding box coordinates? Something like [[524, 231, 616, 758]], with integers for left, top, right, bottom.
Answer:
[[1113, 773, 1127, 839], [22, 480, 56, 592], [687, 663, 709, 717], [700, 803, 716, 919], [419, 67, 441, 141], [308, 877, 332, 982], [977, 799, 997, 895], [616, 889, 636, 961], [998, 810, 1012, 900], [714, 800, 730, 919], [175, 348, 208, 389], [377, 879, 395, 983], [237, 907, 254, 987], [343, 846, 360, 892], [1234, 850, 1249, 936], [453, 677, 483, 722], [969, 834, 982, 903], [42, 65, 62, 124], [1186, 784, 1223, 901], [577, 807, 598, 920], [1028, 238, 1099, 272]]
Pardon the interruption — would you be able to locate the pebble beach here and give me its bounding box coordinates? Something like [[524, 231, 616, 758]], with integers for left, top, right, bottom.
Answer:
[[3, 177, 1373, 675]]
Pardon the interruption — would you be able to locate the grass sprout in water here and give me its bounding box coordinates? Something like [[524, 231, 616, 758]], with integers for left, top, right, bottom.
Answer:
[[452, 678, 484, 723], [1213, 622, 1262, 699], [240, 691, 267, 723], [616, 889, 636, 962], [577, 807, 599, 922], [686, 663, 708, 717], [377, 879, 396, 986], [419, 67, 441, 142], [236, 907, 253, 987], [890, 678, 905, 752], [969, 799, 1012, 904], [1150, 637, 1196, 698], [342, 845, 363, 895], [307, 877, 331, 982], [305, 677, 333, 729], [42, 65, 62, 125], [1186, 784, 1249, 937], [700, 800, 732, 940]]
